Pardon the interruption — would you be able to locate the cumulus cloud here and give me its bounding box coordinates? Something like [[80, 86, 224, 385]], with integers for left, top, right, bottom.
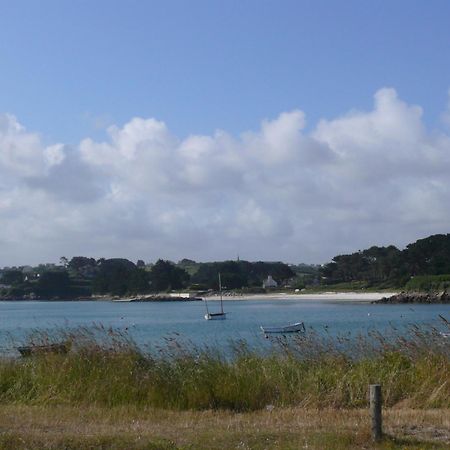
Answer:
[[0, 114, 64, 179], [1, 88, 450, 266]]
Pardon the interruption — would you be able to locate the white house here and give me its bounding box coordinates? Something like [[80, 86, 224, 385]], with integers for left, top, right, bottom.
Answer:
[[262, 275, 278, 288]]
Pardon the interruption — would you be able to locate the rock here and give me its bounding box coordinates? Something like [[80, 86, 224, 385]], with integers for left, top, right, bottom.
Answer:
[[372, 291, 450, 304]]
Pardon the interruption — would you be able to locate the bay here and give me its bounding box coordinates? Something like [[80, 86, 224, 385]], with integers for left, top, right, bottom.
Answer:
[[0, 298, 449, 356]]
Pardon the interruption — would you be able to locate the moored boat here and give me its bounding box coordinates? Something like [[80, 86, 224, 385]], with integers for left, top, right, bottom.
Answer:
[[17, 342, 71, 357], [260, 322, 306, 334], [204, 273, 227, 320], [204, 311, 227, 320]]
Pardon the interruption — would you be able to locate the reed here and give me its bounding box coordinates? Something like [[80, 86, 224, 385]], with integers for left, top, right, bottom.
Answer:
[[0, 322, 448, 411]]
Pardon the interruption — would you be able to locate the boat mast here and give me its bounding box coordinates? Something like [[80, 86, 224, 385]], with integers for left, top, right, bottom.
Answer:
[[219, 272, 223, 314]]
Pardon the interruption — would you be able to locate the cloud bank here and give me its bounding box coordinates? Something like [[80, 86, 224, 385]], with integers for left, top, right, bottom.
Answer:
[[1, 88, 450, 266]]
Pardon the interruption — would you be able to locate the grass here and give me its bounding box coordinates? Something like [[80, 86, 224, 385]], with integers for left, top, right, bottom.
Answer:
[[0, 323, 448, 448], [405, 274, 450, 292], [0, 405, 448, 449], [0, 323, 449, 411]]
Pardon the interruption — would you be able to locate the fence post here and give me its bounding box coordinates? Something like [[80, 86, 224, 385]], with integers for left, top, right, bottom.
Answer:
[[369, 384, 382, 441]]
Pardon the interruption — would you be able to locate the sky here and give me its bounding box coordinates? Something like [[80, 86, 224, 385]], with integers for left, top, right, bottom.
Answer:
[[1, 0, 450, 266]]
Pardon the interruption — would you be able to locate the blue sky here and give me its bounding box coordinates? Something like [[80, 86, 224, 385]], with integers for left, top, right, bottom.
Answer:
[[1, 1, 450, 266], [2, 0, 449, 142]]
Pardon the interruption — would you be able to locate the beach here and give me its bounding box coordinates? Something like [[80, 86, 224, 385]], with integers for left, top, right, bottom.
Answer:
[[205, 292, 398, 302]]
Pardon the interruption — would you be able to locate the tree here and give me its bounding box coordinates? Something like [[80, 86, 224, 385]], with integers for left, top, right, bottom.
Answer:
[[36, 271, 71, 297], [59, 256, 69, 268], [92, 258, 137, 296], [68, 257, 97, 272], [149, 260, 189, 292], [404, 234, 450, 276], [91, 258, 153, 296], [1, 270, 24, 285], [191, 260, 295, 289]]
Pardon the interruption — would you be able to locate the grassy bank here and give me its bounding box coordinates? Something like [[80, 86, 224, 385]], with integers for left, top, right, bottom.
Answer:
[[0, 325, 448, 448], [0, 324, 449, 412]]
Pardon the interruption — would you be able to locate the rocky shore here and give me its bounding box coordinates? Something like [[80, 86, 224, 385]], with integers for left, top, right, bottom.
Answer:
[[373, 291, 450, 304]]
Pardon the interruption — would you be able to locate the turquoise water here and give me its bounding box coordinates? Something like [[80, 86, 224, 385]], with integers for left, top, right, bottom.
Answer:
[[0, 298, 449, 355]]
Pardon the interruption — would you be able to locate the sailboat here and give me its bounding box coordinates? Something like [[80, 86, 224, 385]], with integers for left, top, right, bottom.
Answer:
[[204, 273, 227, 320]]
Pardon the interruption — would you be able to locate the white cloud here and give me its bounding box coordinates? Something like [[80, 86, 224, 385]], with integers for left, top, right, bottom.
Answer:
[[0, 114, 63, 178], [1, 88, 450, 266]]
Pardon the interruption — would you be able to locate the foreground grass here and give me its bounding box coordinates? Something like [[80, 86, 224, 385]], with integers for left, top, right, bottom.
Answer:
[[0, 324, 448, 448], [0, 404, 448, 449], [1, 324, 448, 411]]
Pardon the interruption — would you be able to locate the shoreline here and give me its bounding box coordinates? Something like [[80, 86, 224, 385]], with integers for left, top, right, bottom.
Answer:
[[0, 292, 399, 303], [203, 291, 399, 302]]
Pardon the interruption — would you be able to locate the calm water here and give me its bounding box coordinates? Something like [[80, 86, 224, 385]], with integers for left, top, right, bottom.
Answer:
[[0, 298, 449, 355]]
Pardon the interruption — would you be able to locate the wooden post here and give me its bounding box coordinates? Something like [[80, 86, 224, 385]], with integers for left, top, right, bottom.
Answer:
[[369, 384, 382, 441]]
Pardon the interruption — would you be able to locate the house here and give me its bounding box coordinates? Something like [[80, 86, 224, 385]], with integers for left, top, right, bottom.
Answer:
[[262, 275, 278, 289]]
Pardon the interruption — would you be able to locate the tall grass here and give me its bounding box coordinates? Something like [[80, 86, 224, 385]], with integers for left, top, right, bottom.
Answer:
[[0, 322, 448, 411]]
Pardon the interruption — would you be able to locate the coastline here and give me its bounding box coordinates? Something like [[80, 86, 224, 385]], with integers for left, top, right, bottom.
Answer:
[[0, 292, 398, 302], [203, 292, 399, 302]]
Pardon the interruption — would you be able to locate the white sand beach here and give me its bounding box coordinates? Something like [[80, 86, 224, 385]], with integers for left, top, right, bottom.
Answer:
[[206, 292, 397, 302]]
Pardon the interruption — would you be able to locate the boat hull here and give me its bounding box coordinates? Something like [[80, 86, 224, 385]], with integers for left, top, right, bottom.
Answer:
[[17, 342, 71, 357], [205, 313, 227, 320], [260, 322, 305, 334]]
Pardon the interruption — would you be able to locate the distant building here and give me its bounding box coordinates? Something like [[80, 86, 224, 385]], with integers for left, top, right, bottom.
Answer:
[[169, 292, 198, 299], [262, 275, 278, 288], [22, 266, 39, 281]]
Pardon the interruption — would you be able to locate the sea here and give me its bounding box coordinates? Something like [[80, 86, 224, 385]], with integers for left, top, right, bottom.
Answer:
[[0, 297, 449, 356]]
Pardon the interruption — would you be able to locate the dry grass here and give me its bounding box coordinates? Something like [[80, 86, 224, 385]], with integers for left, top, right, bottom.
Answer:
[[0, 405, 448, 449]]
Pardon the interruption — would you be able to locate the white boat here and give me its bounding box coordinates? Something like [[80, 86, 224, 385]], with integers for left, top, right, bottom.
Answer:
[[260, 322, 305, 334], [204, 273, 227, 320]]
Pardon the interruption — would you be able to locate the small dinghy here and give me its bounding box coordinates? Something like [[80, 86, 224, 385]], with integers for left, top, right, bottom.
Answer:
[[17, 342, 71, 357], [260, 322, 306, 334]]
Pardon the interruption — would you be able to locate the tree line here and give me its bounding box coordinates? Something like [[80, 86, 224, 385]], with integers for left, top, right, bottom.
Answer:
[[320, 233, 450, 289], [0, 257, 298, 299], [1, 233, 449, 298]]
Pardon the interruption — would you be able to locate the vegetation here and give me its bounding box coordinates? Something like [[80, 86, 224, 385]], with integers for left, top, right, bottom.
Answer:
[[1, 232, 450, 298], [0, 405, 447, 449], [1, 323, 448, 412], [92, 258, 149, 296], [320, 233, 450, 290], [405, 274, 450, 292], [148, 259, 190, 292], [190, 260, 295, 290], [0, 323, 448, 448], [0, 257, 296, 299]]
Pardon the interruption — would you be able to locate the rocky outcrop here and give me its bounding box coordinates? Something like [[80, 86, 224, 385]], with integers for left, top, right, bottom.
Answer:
[[373, 291, 450, 304]]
